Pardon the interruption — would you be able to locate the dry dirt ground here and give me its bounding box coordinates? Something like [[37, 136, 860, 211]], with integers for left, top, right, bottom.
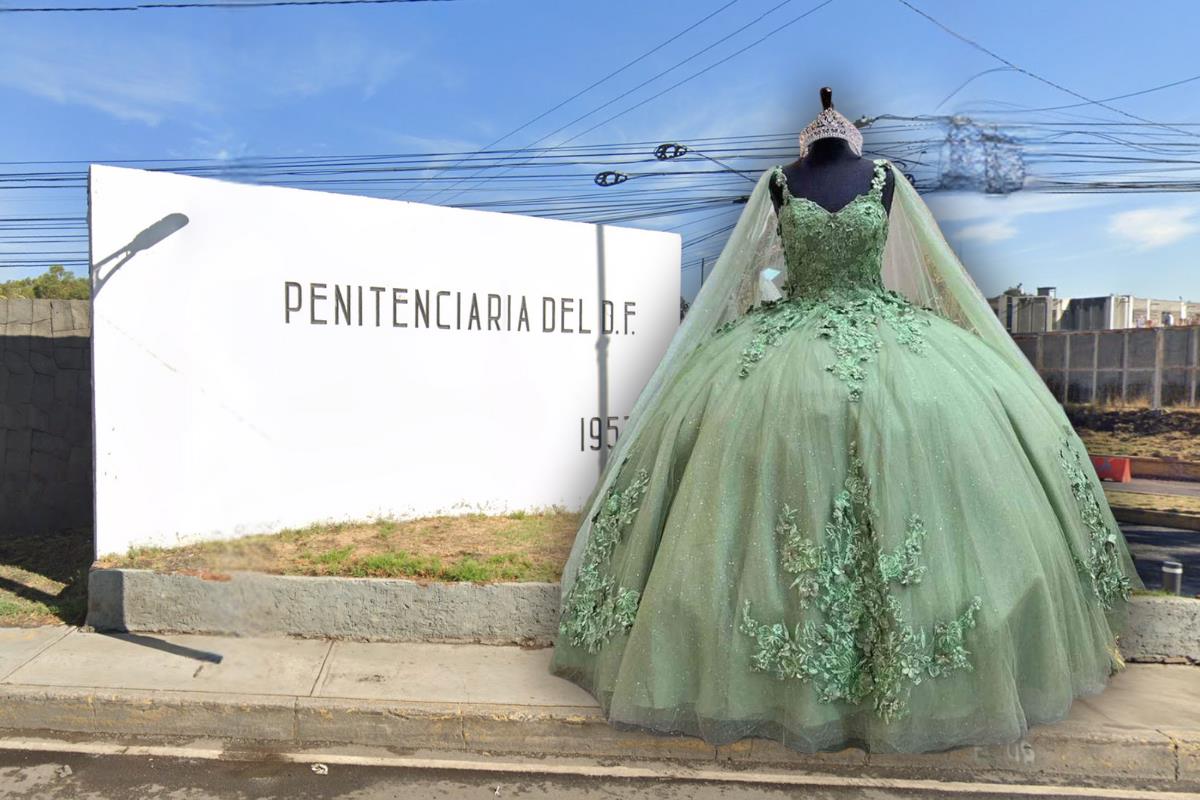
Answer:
[[1069, 403, 1200, 461], [96, 510, 581, 584]]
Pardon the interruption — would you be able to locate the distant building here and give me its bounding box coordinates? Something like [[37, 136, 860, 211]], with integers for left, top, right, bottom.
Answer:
[[989, 286, 1199, 332]]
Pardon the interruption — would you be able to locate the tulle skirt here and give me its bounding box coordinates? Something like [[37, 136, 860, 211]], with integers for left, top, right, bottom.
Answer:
[[550, 296, 1141, 754]]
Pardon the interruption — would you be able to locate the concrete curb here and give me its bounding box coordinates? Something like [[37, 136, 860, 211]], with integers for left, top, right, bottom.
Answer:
[[1111, 505, 1200, 531], [0, 682, 1196, 787], [87, 569, 559, 644], [1123, 596, 1200, 664], [88, 569, 1200, 663], [1108, 506, 1195, 532]]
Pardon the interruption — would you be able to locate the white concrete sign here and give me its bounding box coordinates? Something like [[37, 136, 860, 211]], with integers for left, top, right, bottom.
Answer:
[[89, 165, 680, 556]]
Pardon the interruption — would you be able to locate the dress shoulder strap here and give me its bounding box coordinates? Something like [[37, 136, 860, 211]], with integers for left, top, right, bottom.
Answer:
[[869, 158, 888, 195], [772, 165, 792, 200]]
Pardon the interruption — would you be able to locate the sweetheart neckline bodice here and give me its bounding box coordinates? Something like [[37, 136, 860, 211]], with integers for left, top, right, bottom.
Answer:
[[772, 159, 887, 217], [771, 159, 891, 300]]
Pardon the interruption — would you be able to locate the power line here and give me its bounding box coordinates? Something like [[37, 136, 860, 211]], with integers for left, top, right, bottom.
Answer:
[[974, 71, 1200, 115], [7, 114, 1200, 272], [395, 0, 746, 202], [895, 0, 1200, 141], [933, 67, 1014, 111], [431, 0, 837, 205], [0, 0, 449, 12]]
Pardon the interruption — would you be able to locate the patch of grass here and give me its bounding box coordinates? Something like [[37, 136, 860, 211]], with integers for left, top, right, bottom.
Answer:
[[120, 544, 174, 567], [345, 551, 544, 582], [445, 557, 494, 583], [376, 519, 399, 540], [308, 545, 354, 568], [1132, 588, 1193, 598], [0, 596, 53, 626], [446, 553, 541, 582], [0, 529, 91, 627], [98, 509, 581, 584], [277, 523, 325, 543], [350, 551, 444, 578]]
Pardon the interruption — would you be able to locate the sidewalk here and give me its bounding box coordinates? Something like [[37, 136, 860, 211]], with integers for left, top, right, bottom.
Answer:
[[1, 626, 1198, 789]]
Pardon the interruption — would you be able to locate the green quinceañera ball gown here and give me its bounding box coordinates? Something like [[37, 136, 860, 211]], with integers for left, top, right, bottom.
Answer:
[[550, 157, 1142, 754]]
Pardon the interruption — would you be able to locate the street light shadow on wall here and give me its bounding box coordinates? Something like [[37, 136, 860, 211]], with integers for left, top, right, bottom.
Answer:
[[92, 213, 190, 296]]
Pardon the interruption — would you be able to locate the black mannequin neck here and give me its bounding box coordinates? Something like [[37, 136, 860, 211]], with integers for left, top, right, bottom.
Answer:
[[770, 137, 894, 215], [801, 137, 859, 165]]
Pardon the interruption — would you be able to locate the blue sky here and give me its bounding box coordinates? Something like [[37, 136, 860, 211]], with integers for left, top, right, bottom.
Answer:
[[3, 0, 1199, 303]]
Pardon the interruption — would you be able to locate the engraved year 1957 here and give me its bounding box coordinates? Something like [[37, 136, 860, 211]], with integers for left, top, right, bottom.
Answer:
[[580, 415, 630, 451]]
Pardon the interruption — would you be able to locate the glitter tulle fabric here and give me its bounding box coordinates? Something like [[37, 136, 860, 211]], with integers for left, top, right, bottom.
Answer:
[[550, 158, 1142, 754]]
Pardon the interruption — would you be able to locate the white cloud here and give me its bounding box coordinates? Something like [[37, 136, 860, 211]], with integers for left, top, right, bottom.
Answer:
[[922, 189, 1114, 248], [381, 132, 484, 153], [1107, 206, 1200, 250], [0, 26, 413, 126], [169, 121, 254, 162], [0, 43, 212, 125], [957, 219, 1018, 242], [923, 190, 1110, 223], [262, 36, 413, 100]]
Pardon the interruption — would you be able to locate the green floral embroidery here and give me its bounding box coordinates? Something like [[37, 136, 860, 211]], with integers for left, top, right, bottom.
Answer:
[[740, 444, 982, 722], [879, 514, 927, 585], [731, 297, 812, 378], [716, 289, 930, 399], [558, 464, 650, 653], [812, 290, 930, 401], [710, 158, 931, 397], [713, 316, 742, 337], [1058, 436, 1133, 610], [775, 160, 890, 300], [776, 504, 819, 599]]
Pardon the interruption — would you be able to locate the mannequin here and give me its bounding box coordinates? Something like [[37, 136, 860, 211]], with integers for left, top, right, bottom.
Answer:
[[769, 87, 894, 216], [551, 80, 1141, 755]]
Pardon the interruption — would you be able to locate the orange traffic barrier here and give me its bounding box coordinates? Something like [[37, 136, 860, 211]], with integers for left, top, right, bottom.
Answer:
[[1090, 455, 1132, 483]]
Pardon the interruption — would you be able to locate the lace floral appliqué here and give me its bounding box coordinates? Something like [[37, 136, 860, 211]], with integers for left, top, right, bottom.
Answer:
[[811, 290, 930, 401], [1057, 435, 1133, 610], [558, 463, 650, 653], [710, 158, 931, 399], [715, 290, 930, 400], [739, 444, 983, 722]]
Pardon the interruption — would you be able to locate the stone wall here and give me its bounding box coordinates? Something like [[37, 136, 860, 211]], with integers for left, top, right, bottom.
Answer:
[[0, 298, 92, 536]]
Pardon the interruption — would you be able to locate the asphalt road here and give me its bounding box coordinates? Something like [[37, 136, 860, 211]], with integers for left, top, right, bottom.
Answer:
[[1122, 523, 1200, 595], [1114, 478, 1200, 498], [0, 747, 1183, 800]]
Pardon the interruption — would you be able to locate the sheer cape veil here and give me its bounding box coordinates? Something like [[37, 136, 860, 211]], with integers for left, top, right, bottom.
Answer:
[[560, 158, 1061, 598]]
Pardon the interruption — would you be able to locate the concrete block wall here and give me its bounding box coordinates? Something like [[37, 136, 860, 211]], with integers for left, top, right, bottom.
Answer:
[[1013, 325, 1200, 408], [0, 298, 92, 536], [1, 305, 1195, 539]]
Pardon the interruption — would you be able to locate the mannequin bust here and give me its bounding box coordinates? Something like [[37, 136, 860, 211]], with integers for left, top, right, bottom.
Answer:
[[769, 88, 894, 216]]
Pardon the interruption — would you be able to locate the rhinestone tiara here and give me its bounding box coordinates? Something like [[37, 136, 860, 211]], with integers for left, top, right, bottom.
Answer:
[[797, 106, 863, 157]]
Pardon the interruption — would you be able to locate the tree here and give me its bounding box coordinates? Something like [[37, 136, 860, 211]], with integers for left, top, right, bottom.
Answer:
[[0, 266, 89, 300]]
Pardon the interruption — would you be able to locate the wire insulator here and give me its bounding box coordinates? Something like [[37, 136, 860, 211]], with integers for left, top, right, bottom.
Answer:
[[654, 143, 689, 160], [594, 171, 628, 187]]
